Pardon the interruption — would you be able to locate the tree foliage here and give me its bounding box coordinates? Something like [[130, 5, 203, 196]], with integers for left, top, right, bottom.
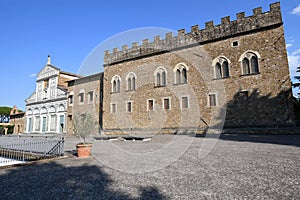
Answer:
[[0, 106, 12, 123], [72, 112, 96, 144], [0, 106, 12, 115], [292, 96, 300, 120], [293, 66, 300, 88], [0, 125, 14, 134]]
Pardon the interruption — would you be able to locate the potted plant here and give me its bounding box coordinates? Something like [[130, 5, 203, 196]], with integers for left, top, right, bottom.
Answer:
[[72, 112, 96, 158]]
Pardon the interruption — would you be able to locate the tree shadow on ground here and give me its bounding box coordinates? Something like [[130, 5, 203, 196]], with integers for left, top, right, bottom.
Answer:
[[195, 89, 300, 147], [0, 160, 167, 200], [220, 89, 294, 129]]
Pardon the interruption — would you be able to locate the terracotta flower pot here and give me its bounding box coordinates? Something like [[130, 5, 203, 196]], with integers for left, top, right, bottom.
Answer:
[[76, 143, 93, 158]]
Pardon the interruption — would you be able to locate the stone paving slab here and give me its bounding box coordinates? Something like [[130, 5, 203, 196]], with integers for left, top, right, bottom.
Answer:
[[0, 134, 300, 199]]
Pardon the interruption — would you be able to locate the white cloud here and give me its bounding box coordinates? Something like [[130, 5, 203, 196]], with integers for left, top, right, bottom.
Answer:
[[288, 50, 300, 97], [291, 4, 300, 15], [292, 48, 300, 56], [288, 55, 299, 76], [286, 43, 292, 48], [288, 48, 300, 75], [29, 73, 37, 78]]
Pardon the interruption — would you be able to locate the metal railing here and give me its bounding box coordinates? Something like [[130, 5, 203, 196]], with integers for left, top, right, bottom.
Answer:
[[0, 135, 64, 166]]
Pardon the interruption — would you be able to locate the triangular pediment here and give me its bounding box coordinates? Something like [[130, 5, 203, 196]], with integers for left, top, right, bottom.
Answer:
[[25, 92, 36, 104], [37, 64, 60, 81]]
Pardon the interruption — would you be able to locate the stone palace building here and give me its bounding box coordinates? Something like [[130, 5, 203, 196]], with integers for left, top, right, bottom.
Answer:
[[24, 2, 296, 135], [102, 2, 295, 134]]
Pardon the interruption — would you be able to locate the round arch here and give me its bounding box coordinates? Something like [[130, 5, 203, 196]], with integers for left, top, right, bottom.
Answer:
[[212, 56, 231, 66], [27, 108, 33, 115], [238, 50, 261, 62], [173, 62, 189, 72], [58, 104, 65, 112], [33, 108, 40, 115], [111, 75, 121, 83], [49, 106, 56, 113], [41, 107, 48, 114], [154, 66, 168, 76]]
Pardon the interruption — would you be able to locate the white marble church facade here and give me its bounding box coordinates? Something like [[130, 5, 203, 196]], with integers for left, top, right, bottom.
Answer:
[[25, 56, 80, 134]]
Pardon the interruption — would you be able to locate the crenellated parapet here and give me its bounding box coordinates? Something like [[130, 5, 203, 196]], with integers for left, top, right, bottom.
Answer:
[[104, 2, 282, 66]]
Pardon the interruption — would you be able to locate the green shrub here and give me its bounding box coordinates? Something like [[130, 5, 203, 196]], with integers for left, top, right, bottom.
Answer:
[[0, 125, 14, 134]]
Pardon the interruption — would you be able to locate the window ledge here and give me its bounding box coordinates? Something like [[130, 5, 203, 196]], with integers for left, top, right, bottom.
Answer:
[[125, 89, 136, 92], [213, 76, 231, 80], [154, 85, 166, 88], [174, 82, 188, 85], [240, 72, 260, 77], [111, 92, 120, 94]]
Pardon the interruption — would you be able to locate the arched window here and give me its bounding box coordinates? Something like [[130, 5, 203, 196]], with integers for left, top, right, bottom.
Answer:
[[127, 78, 131, 91], [111, 75, 121, 93], [212, 57, 230, 79], [117, 79, 120, 92], [154, 67, 167, 86], [126, 72, 137, 91], [222, 61, 229, 78], [182, 68, 187, 83], [157, 73, 161, 86], [176, 69, 181, 84], [113, 80, 117, 92], [251, 56, 259, 74], [215, 63, 222, 79], [132, 77, 136, 90], [162, 71, 166, 86], [242, 58, 250, 75], [240, 51, 260, 75], [174, 63, 189, 84]]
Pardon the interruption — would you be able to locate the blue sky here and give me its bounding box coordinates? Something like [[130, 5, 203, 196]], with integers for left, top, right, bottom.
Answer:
[[1, 0, 300, 110]]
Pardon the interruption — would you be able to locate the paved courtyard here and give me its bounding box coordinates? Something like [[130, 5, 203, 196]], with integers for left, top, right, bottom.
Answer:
[[1, 134, 300, 199]]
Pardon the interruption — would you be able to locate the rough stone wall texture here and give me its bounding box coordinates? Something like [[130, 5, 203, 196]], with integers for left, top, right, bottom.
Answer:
[[10, 116, 25, 134], [66, 81, 74, 134], [102, 2, 295, 134], [58, 75, 71, 88], [10, 105, 25, 134], [104, 2, 282, 66], [67, 73, 103, 135]]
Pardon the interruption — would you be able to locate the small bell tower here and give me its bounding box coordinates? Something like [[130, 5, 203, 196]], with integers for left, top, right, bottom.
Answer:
[[47, 55, 51, 65]]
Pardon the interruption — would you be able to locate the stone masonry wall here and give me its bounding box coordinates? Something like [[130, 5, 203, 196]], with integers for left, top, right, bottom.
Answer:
[[68, 73, 103, 135], [66, 81, 74, 134], [104, 2, 282, 66], [58, 74, 72, 88], [102, 2, 295, 134]]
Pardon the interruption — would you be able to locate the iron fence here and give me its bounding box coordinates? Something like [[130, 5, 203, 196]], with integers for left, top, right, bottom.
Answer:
[[0, 135, 64, 166]]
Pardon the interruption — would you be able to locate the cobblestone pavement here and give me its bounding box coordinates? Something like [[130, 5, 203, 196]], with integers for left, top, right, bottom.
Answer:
[[1, 134, 300, 199]]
